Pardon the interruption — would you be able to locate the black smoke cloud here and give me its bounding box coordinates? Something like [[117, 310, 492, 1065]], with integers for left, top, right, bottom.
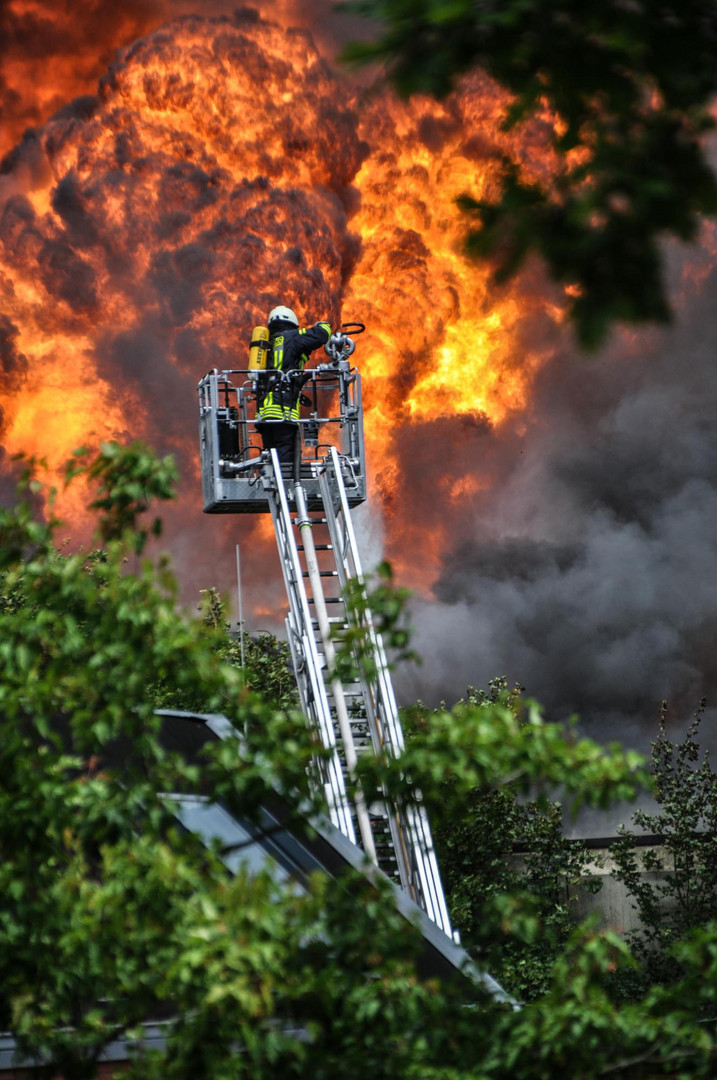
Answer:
[[398, 255, 717, 758], [0, 0, 169, 162], [0, 0, 369, 164], [0, 315, 28, 387]]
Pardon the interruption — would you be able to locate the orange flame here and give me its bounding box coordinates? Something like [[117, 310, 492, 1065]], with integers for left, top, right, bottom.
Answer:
[[0, 8, 563, 606], [344, 83, 560, 584]]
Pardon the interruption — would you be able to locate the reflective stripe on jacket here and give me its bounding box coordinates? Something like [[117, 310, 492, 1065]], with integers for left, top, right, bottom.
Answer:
[[258, 322, 331, 422]]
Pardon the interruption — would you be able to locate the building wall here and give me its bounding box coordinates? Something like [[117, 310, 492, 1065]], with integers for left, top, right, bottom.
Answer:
[[510, 838, 671, 936]]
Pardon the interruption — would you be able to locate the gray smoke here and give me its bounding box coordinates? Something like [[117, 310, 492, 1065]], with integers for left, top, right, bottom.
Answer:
[[396, 244, 717, 760]]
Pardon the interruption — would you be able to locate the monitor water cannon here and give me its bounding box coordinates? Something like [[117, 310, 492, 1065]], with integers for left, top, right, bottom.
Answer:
[[324, 322, 365, 368]]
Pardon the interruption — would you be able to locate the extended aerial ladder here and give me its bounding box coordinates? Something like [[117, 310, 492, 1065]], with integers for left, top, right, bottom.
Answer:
[[197, 326, 454, 939]]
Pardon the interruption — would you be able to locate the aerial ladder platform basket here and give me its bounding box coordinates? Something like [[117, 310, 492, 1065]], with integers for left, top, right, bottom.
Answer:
[[197, 326, 454, 940]]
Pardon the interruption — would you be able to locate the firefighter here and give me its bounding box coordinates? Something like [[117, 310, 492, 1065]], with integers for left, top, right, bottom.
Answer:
[[256, 305, 331, 466]]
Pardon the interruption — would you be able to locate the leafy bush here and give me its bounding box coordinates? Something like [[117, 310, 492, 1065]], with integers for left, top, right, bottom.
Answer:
[[611, 700, 717, 999]]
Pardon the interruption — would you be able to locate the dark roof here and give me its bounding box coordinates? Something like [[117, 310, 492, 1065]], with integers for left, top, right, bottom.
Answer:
[[155, 709, 512, 999]]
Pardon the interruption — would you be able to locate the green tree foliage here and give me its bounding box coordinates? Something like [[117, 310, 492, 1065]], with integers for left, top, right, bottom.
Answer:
[[611, 700, 717, 997], [340, 0, 717, 346], [6, 441, 717, 1076], [64, 441, 179, 552], [0, 443, 326, 1076], [152, 585, 300, 713], [406, 681, 603, 1001], [331, 559, 417, 684]]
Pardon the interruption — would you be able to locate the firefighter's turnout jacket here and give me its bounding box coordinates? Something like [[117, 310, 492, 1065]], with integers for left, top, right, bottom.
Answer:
[[257, 322, 331, 422]]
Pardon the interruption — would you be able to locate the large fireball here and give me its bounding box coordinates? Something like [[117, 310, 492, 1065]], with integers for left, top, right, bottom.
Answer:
[[0, 9, 550, 568]]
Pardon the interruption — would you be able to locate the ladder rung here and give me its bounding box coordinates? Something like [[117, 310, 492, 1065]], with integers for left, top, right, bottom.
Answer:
[[297, 544, 333, 551], [302, 570, 338, 578], [307, 597, 343, 604]]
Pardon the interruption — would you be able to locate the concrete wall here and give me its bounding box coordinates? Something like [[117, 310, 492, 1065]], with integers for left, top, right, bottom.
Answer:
[[510, 837, 671, 936]]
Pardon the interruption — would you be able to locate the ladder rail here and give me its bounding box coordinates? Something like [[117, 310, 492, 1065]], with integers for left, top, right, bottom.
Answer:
[[319, 447, 454, 936], [264, 450, 356, 843], [262, 448, 454, 940], [284, 614, 354, 831], [292, 480, 378, 864], [319, 453, 403, 753], [317, 463, 411, 897]]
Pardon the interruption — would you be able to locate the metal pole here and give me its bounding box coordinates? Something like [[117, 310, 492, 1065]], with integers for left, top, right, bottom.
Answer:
[[235, 543, 245, 669]]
